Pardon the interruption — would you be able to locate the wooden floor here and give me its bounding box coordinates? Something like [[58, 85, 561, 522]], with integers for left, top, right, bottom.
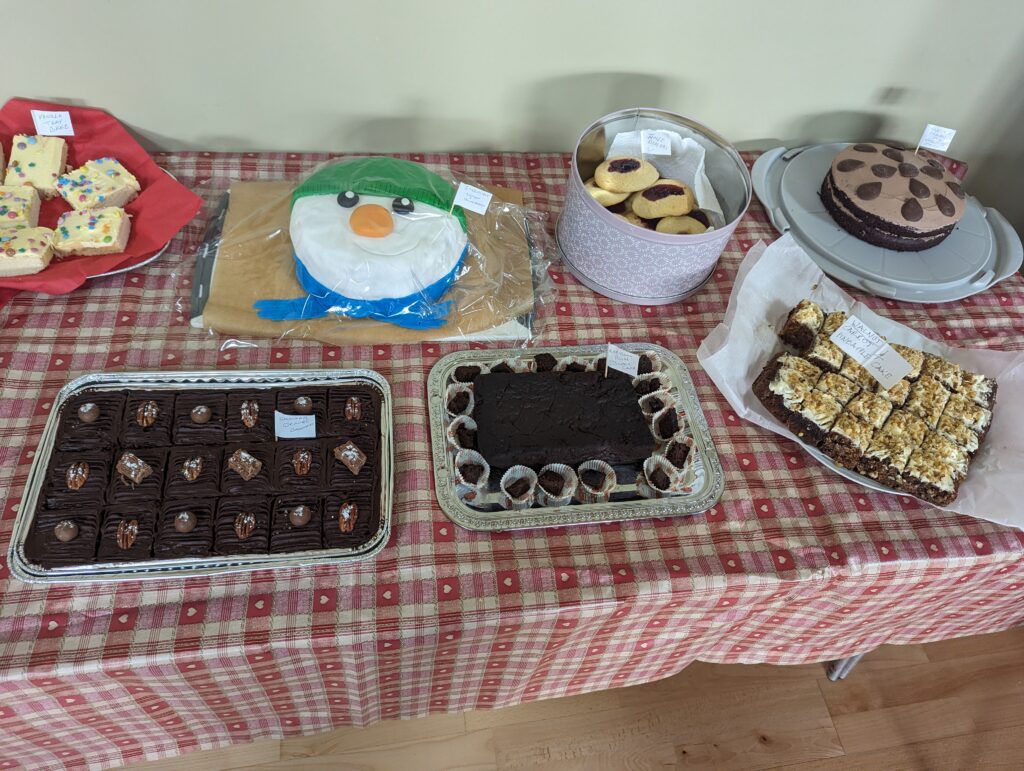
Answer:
[[134, 627, 1024, 770]]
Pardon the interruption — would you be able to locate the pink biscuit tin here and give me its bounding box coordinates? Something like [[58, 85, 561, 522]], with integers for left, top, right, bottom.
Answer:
[[557, 108, 752, 305]]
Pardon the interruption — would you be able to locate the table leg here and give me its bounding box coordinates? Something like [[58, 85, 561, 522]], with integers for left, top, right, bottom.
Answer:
[[825, 652, 867, 681]]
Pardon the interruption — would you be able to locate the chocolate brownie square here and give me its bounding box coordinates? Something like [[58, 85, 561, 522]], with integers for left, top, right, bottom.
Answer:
[[44, 451, 109, 509], [959, 371, 997, 409], [905, 376, 951, 429], [269, 496, 323, 553], [890, 344, 924, 380], [821, 311, 848, 336], [172, 392, 227, 445], [819, 412, 874, 468], [922, 354, 963, 391], [323, 489, 377, 550], [121, 392, 174, 448], [786, 390, 843, 446], [226, 390, 275, 443], [326, 386, 380, 444], [164, 446, 221, 499], [154, 500, 215, 559], [874, 378, 911, 407], [25, 507, 101, 568], [942, 392, 993, 438], [275, 388, 328, 436], [222, 445, 273, 496], [839, 357, 876, 390], [846, 392, 893, 430], [214, 496, 271, 555], [900, 450, 961, 506], [935, 414, 980, 456], [858, 433, 916, 489], [324, 437, 375, 490], [275, 440, 324, 491], [804, 335, 845, 373], [779, 299, 824, 351], [752, 353, 821, 425], [816, 372, 861, 405], [108, 448, 167, 504], [97, 504, 158, 562], [56, 390, 124, 451]]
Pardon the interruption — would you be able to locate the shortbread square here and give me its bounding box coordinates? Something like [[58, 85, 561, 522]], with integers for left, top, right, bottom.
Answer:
[[53, 207, 131, 256], [57, 157, 141, 211], [4, 135, 68, 197], [0, 186, 41, 227], [0, 226, 55, 277]]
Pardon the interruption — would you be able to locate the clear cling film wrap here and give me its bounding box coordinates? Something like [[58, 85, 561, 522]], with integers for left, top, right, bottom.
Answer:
[[175, 156, 555, 348]]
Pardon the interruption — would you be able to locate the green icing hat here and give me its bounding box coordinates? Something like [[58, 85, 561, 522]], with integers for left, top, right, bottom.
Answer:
[[291, 157, 468, 232]]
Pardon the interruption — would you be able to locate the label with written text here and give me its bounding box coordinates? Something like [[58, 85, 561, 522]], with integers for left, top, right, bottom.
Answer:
[[640, 129, 673, 156], [829, 316, 912, 390], [274, 411, 316, 439], [452, 183, 493, 215], [917, 123, 956, 152], [605, 343, 640, 376], [31, 110, 74, 136]]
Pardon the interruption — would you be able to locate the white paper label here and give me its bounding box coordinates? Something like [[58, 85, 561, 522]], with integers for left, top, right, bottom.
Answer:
[[605, 343, 640, 376], [30, 110, 74, 137], [829, 317, 913, 390], [640, 129, 673, 156], [917, 123, 956, 152], [452, 183, 493, 215], [274, 410, 316, 439]]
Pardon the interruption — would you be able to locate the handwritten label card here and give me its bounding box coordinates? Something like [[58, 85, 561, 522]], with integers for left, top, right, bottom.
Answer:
[[30, 110, 74, 136], [917, 123, 956, 152], [274, 410, 316, 439], [640, 129, 673, 156], [605, 343, 640, 376], [829, 316, 913, 389], [452, 183, 493, 215]]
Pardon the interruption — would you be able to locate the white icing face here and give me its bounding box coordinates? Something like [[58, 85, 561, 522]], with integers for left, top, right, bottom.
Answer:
[[290, 193, 468, 301]]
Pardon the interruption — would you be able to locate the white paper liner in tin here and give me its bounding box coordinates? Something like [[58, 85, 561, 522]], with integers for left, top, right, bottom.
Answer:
[[444, 383, 475, 419], [574, 459, 617, 504], [651, 404, 687, 442], [535, 463, 579, 507], [655, 435, 696, 482], [639, 389, 675, 418], [499, 465, 538, 510], [632, 371, 671, 396], [446, 415, 478, 454], [487, 358, 531, 374], [636, 455, 686, 498], [450, 363, 489, 385], [554, 356, 590, 373], [637, 351, 664, 375], [454, 449, 490, 507]]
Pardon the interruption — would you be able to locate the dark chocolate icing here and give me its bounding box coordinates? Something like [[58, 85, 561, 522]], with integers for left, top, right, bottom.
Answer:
[[155, 501, 214, 558], [45, 452, 109, 509], [270, 496, 322, 553], [109, 449, 166, 504], [275, 441, 324, 490], [97, 505, 157, 562], [323, 490, 376, 549], [121, 393, 174, 447], [173, 393, 227, 445], [164, 446, 221, 499], [57, 391, 124, 450], [226, 391, 275, 442], [214, 496, 271, 555], [25, 508, 101, 568]]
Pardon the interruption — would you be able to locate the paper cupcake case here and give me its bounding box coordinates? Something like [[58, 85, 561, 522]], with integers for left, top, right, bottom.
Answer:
[[446, 415, 478, 454], [444, 383, 475, 419], [535, 463, 579, 507], [574, 459, 617, 504], [499, 466, 538, 511]]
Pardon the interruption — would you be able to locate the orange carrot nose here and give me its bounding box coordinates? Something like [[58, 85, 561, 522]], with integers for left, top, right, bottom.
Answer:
[[349, 204, 393, 238]]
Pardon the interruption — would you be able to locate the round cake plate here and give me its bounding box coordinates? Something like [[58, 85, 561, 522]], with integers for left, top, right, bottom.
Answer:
[[752, 144, 1023, 303]]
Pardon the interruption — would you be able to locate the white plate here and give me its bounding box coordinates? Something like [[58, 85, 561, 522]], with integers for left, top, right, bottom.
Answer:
[[752, 144, 1023, 303]]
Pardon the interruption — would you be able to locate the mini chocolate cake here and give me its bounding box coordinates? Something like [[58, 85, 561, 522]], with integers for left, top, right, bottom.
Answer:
[[222, 445, 273, 495], [275, 388, 328, 433], [164, 446, 222, 499], [275, 441, 324, 491], [214, 496, 271, 555], [323, 490, 376, 549], [97, 505, 158, 562], [634, 375, 665, 396], [578, 466, 610, 491], [226, 391, 275, 443], [779, 299, 824, 351], [664, 439, 691, 470], [821, 143, 966, 251], [533, 354, 558, 373], [56, 391, 124, 450], [270, 496, 323, 553], [454, 365, 485, 382], [25, 508, 101, 568], [108, 449, 167, 504], [121, 392, 174, 447], [473, 371, 656, 468], [327, 388, 380, 447], [44, 452, 109, 509], [154, 501, 215, 558], [172, 392, 227, 445]]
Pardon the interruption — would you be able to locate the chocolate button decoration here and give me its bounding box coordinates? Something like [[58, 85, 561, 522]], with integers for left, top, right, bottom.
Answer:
[[947, 181, 966, 199], [898, 163, 919, 178], [920, 164, 943, 179], [288, 505, 312, 527], [836, 159, 864, 172], [77, 402, 100, 423], [54, 520, 79, 543], [174, 510, 197, 533], [855, 182, 883, 201], [908, 178, 930, 199], [190, 405, 212, 424], [852, 144, 877, 153], [882, 148, 903, 162], [901, 198, 924, 222], [935, 194, 956, 217], [871, 164, 897, 178], [293, 396, 313, 415]]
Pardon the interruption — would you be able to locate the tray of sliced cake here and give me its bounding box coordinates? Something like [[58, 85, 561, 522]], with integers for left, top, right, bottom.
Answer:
[[427, 344, 724, 531]]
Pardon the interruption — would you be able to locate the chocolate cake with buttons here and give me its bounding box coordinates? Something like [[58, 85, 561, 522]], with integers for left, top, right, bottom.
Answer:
[[821, 143, 966, 251], [24, 383, 385, 569]]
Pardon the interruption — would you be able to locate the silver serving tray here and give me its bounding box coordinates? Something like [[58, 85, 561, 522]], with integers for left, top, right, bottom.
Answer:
[[427, 344, 724, 531], [9, 368, 394, 584]]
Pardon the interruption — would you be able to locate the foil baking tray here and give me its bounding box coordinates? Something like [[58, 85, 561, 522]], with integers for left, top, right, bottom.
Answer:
[[427, 344, 724, 531], [8, 369, 393, 584]]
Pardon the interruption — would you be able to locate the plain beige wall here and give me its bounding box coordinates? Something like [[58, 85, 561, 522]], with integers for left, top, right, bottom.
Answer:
[[8, 0, 1024, 225]]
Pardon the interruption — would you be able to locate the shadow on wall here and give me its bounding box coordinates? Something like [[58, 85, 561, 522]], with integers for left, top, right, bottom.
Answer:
[[520, 72, 671, 151], [730, 111, 888, 153]]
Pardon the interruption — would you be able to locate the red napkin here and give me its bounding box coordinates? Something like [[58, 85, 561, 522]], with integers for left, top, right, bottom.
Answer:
[[0, 98, 203, 294]]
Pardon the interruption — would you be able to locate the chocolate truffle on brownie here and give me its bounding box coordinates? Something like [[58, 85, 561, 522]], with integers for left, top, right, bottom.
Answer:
[[57, 391, 124, 450], [121, 392, 174, 448], [109, 449, 167, 504], [172, 392, 227, 445], [214, 496, 271, 555], [97, 504, 158, 562], [226, 391, 275, 443], [323, 490, 375, 549], [164, 446, 221, 499], [44, 452, 109, 509], [270, 496, 323, 553], [154, 501, 215, 558], [25, 508, 101, 568], [275, 440, 324, 490], [222, 446, 273, 495]]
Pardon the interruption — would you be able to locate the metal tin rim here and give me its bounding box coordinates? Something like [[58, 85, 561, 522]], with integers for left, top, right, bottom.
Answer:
[[427, 343, 725, 531], [9, 368, 394, 584]]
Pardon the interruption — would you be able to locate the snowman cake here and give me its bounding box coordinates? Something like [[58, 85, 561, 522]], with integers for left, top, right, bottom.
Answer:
[[255, 157, 470, 329]]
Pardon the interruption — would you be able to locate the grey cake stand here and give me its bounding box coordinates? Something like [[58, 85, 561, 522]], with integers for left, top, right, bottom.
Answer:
[[752, 143, 1022, 303]]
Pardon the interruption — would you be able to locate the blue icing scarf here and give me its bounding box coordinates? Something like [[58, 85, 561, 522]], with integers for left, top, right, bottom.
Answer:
[[254, 245, 467, 330]]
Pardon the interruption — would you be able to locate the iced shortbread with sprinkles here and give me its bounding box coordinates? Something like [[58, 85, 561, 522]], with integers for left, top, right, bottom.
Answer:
[[0, 226, 55, 277], [57, 157, 141, 211], [4, 135, 68, 198], [0, 186, 41, 227], [53, 207, 131, 257]]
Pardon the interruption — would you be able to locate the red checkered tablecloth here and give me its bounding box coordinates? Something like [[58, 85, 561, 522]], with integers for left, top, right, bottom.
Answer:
[[0, 151, 1021, 769]]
